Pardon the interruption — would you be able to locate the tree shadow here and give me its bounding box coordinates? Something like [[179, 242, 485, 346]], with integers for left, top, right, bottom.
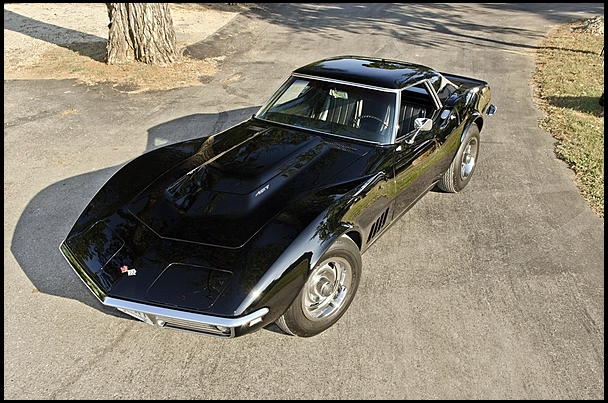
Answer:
[[3, 8, 107, 62], [186, 3, 605, 60], [544, 95, 605, 115], [10, 106, 258, 316], [6, 4, 602, 64]]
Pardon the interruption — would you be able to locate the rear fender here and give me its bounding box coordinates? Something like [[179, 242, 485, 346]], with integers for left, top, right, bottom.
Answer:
[[461, 114, 482, 142]]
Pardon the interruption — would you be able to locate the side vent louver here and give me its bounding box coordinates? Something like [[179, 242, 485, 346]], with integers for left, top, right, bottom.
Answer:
[[366, 208, 390, 243]]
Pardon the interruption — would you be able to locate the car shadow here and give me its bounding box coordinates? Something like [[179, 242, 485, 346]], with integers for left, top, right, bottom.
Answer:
[[11, 106, 258, 318]]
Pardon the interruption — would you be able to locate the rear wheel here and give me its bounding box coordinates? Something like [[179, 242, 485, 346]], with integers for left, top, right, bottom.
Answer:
[[275, 235, 361, 337], [437, 124, 480, 193]]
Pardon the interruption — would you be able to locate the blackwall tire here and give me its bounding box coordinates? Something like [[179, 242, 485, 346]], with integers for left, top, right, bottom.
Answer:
[[275, 235, 362, 337], [437, 124, 480, 193]]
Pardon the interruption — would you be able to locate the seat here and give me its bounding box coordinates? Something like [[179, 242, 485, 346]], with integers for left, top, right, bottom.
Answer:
[[399, 103, 427, 134], [356, 100, 391, 134], [318, 94, 362, 126]]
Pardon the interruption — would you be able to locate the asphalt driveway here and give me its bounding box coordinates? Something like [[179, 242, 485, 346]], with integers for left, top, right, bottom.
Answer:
[[4, 3, 604, 399]]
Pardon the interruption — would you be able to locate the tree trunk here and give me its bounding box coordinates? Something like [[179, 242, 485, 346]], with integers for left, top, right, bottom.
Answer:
[[106, 3, 181, 65]]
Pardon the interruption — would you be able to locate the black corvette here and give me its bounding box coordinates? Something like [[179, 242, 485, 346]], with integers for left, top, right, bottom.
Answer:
[[60, 56, 496, 338]]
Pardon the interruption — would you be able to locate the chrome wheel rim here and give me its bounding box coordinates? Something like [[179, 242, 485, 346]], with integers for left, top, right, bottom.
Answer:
[[302, 256, 352, 321], [460, 137, 478, 180]]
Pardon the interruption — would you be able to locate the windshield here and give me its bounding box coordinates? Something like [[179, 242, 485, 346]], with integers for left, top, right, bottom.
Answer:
[[255, 76, 397, 144]]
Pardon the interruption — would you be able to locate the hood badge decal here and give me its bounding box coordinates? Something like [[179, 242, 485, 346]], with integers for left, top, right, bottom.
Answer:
[[255, 184, 269, 197], [120, 265, 137, 276]]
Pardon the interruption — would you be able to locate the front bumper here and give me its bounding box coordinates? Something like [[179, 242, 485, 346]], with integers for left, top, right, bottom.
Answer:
[[108, 298, 269, 338], [60, 241, 269, 338]]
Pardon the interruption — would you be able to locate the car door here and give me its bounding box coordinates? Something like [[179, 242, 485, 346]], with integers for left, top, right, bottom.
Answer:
[[392, 126, 440, 216], [391, 82, 442, 216]]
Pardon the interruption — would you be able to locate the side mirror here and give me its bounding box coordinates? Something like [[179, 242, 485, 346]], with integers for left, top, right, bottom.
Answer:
[[405, 118, 432, 144], [414, 117, 433, 131], [485, 104, 497, 116]]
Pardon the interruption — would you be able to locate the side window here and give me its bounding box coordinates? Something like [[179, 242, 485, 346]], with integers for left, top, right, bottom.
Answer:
[[398, 84, 434, 137], [429, 74, 457, 104]]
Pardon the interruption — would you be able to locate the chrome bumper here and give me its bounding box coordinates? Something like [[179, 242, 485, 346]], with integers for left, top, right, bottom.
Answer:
[[107, 298, 269, 338]]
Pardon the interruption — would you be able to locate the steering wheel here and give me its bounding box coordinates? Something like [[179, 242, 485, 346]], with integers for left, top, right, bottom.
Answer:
[[352, 115, 389, 130]]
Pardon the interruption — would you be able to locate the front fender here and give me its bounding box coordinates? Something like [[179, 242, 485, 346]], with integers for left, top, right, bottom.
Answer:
[[73, 137, 207, 231], [233, 211, 346, 321], [232, 179, 373, 320]]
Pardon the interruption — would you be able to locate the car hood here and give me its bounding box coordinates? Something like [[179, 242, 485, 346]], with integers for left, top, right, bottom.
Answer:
[[62, 120, 376, 315], [127, 121, 369, 248]]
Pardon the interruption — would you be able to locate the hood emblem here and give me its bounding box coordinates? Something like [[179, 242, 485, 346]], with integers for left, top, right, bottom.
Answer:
[[120, 265, 137, 276], [255, 184, 269, 197]]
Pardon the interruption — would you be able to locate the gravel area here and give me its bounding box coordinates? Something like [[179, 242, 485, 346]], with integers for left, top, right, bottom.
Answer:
[[4, 3, 241, 78]]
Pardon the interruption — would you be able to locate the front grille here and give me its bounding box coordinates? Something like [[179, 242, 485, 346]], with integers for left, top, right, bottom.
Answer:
[[157, 316, 233, 338]]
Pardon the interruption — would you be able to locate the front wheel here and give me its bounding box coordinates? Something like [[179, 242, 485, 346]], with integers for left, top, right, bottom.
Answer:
[[275, 235, 362, 337], [437, 124, 480, 193]]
